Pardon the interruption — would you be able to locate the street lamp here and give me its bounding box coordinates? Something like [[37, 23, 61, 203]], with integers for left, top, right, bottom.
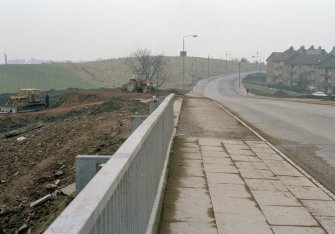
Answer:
[[181, 35, 198, 91], [252, 52, 260, 72], [226, 52, 231, 74], [239, 59, 246, 88]]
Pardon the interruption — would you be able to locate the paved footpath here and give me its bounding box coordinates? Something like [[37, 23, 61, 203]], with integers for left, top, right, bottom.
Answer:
[[159, 97, 335, 234]]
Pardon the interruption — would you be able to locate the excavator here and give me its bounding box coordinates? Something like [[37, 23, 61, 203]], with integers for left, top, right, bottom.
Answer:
[[0, 88, 47, 113]]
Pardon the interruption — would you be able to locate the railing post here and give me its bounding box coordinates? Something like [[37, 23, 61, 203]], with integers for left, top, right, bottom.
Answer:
[[75, 155, 112, 193]]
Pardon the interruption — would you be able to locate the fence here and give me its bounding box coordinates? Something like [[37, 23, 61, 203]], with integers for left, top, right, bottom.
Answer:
[[45, 94, 175, 234]]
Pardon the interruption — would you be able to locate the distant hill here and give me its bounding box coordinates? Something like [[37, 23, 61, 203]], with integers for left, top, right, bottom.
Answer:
[[0, 57, 262, 93], [0, 64, 97, 93]]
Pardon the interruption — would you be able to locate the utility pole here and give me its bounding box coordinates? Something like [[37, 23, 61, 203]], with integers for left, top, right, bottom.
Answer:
[[226, 52, 231, 74], [226, 52, 228, 74], [239, 62, 241, 88], [257, 51, 261, 71], [4, 53, 7, 65], [207, 55, 210, 78]]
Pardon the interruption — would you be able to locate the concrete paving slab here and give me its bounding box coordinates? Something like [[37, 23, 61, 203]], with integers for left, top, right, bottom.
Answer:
[[178, 142, 199, 148], [278, 176, 316, 187], [170, 159, 203, 168], [224, 144, 250, 150], [175, 147, 200, 153], [211, 196, 260, 214], [222, 140, 245, 145], [203, 157, 233, 165], [203, 164, 239, 174], [215, 212, 272, 234], [271, 226, 326, 234], [163, 190, 214, 222], [159, 221, 217, 234], [245, 142, 270, 148], [200, 146, 224, 151], [178, 137, 198, 143], [252, 148, 277, 154], [251, 190, 301, 206], [171, 167, 205, 177], [235, 161, 268, 170], [207, 184, 251, 198], [163, 187, 212, 205], [316, 216, 335, 234], [230, 154, 261, 162], [245, 179, 288, 192], [201, 151, 229, 157], [287, 186, 332, 200], [256, 153, 284, 161], [261, 206, 318, 226], [248, 145, 272, 150], [198, 138, 222, 146], [225, 149, 256, 156], [263, 160, 303, 176], [239, 168, 276, 179], [301, 200, 335, 216], [206, 172, 245, 185], [167, 176, 207, 188], [245, 140, 265, 145], [178, 152, 202, 159]]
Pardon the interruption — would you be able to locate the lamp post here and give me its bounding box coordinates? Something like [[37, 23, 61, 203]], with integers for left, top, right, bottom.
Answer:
[[239, 61, 241, 88], [181, 35, 198, 90], [226, 52, 231, 74], [252, 52, 260, 72]]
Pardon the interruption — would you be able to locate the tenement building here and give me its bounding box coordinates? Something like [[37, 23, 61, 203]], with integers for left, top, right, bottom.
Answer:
[[267, 46, 335, 93]]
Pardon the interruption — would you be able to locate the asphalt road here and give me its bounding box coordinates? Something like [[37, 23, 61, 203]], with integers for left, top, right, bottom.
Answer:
[[201, 74, 335, 194]]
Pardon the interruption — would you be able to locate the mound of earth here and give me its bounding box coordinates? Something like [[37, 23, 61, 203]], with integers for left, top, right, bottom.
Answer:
[[0, 89, 158, 234]]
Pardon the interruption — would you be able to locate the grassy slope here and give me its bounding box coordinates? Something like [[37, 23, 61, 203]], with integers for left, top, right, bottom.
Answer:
[[0, 64, 97, 93], [244, 83, 304, 97], [0, 57, 261, 93], [63, 57, 258, 89]]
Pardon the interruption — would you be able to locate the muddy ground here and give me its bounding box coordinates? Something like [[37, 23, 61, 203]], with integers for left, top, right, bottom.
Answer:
[[0, 89, 160, 234]]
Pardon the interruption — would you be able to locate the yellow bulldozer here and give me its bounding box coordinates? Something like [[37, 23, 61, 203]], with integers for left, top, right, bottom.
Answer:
[[0, 88, 47, 113]]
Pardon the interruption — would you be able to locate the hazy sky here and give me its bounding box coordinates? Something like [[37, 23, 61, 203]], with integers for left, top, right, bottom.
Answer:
[[1, 0, 335, 62]]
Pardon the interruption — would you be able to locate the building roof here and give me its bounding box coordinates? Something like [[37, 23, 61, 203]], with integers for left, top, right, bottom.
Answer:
[[330, 47, 335, 55], [306, 45, 326, 55], [268, 51, 298, 62], [287, 54, 331, 65], [319, 56, 335, 68]]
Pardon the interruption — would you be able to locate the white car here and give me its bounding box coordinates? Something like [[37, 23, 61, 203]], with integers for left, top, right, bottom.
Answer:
[[312, 91, 327, 97]]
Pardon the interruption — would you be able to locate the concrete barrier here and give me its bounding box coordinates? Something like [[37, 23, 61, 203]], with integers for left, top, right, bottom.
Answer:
[[45, 94, 175, 234]]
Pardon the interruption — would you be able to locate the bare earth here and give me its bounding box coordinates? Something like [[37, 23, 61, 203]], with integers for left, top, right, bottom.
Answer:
[[0, 89, 154, 234]]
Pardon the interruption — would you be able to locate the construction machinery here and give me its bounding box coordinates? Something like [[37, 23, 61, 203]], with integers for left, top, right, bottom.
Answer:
[[122, 78, 155, 93], [0, 88, 46, 113]]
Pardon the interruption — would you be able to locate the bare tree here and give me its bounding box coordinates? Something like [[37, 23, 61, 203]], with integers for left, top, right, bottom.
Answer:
[[126, 49, 168, 88]]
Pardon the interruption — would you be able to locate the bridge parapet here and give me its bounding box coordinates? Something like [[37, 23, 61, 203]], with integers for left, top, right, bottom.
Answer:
[[45, 94, 175, 234]]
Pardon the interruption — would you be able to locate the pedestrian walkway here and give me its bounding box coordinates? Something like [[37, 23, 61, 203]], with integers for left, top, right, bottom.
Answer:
[[159, 97, 335, 234]]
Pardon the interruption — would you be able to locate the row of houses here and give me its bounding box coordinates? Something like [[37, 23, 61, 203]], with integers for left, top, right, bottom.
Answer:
[[266, 46, 335, 93]]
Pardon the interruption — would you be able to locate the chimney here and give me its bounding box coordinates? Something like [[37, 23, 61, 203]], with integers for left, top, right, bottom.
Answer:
[[298, 46, 306, 54], [331, 46, 335, 55], [318, 46, 322, 50]]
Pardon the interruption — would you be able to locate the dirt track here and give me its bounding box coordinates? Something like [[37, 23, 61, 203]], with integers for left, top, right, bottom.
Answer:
[[0, 89, 155, 234]]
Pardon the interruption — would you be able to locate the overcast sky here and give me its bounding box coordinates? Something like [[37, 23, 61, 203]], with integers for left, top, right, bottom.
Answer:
[[1, 0, 335, 62]]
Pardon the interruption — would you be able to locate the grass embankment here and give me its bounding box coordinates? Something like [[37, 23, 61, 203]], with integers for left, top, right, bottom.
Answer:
[[0, 57, 261, 93], [0, 64, 97, 93], [243, 73, 305, 97]]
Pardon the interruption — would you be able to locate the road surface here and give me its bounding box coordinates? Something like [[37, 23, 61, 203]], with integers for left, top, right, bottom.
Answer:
[[198, 74, 335, 194]]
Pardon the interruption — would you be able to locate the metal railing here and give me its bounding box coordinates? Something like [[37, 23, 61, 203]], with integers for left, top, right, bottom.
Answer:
[[45, 94, 175, 234]]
